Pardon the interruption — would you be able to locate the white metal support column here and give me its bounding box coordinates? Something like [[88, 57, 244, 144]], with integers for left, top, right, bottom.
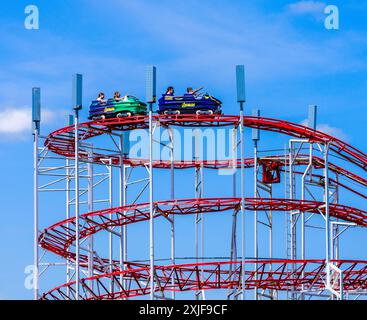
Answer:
[[324, 143, 331, 290], [146, 65, 156, 300], [227, 126, 239, 300], [87, 149, 94, 295], [288, 141, 297, 262], [122, 132, 129, 277], [301, 144, 314, 262], [330, 174, 340, 261], [74, 109, 80, 299], [252, 108, 260, 300], [300, 143, 313, 300], [119, 134, 125, 288], [123, 165, 128, 264], [108, 157, 113, 291], [32, 87, 41, 300], [236, 65, 246, 300], [288, 139, 307, 299], [168, 127, 175, 300], [72, 73, 83, 300], [149, 105, 155, 300], [193, 128, 205, 300], [65, 156, 71, 298], [65, 114, 73, 299], [239, 107, 245, 300]]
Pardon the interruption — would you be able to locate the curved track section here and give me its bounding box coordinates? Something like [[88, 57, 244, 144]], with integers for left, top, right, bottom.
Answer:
[[39, 197, 367, 270], [41, 259, 367, 300], [120, 155, 367, 198], [44, 115, 367, 173]]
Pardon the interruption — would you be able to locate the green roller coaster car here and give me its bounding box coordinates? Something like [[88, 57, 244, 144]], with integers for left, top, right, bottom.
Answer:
[[89, 96, 147, 120]]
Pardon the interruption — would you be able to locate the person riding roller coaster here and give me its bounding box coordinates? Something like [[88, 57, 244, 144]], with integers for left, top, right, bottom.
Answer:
[[96, 92, 107, 103], [165, 86, 174, 96], [88, 91, 147, 120], [114, 91, 129, 102], [158, 86, 222, 115], [185, 87, 203, 97]]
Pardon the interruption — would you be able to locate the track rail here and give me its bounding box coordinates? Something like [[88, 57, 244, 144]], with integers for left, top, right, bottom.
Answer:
[[120, 155, 367, 198], [44, 115, 367, 174], [39, 197, 367, 270], [41, 259, 367, 300]]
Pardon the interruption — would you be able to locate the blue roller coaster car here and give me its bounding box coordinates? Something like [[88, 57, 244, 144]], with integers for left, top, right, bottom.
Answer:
[[158, 92, 222, 115]]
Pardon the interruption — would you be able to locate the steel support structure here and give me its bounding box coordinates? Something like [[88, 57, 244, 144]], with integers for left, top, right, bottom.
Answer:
[[253, 151, 274, 299], [193, 129, 205, 300], [34, 70, 367, 300], [35, 132, 123, 300], [286, 139, 351, 300], [35, 112, 367, 300], [227, 126, 239, 300]]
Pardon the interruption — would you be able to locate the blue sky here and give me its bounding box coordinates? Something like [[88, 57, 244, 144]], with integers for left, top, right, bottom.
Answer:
[[0, 0, 367, 299]]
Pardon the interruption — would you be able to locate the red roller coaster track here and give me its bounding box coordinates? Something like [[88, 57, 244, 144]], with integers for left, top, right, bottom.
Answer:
[[45, 115, 367, 173], [39, 115, 367, 299], [41, 259, 367, 300], [39, 197, 367, 272]]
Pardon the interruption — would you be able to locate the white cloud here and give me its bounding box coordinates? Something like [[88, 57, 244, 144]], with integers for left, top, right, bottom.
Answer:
[[88, 0, 367, 86], [0, 107, 56, 140], [287, 1, 326, 16], [317, 123, 349, 141], [300, 119, 349, 141]]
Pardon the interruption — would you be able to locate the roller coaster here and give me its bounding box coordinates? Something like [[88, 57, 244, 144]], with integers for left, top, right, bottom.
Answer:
[[32, 67, 367, 300]]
